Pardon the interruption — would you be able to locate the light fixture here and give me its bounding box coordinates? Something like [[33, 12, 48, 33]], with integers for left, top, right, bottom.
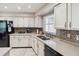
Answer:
[[28, 5, 31, 8], [4, 6, 8, 9], [17, 6, 21, 10]]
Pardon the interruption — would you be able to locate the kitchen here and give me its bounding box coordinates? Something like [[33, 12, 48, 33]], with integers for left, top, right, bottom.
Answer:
[[0, 3, 79, 56]]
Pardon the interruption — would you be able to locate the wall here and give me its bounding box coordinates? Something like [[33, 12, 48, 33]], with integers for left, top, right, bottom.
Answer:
[[35, 3, 58, 16]]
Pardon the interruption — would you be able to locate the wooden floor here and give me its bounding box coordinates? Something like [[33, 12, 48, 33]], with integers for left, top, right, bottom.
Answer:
[[9, 48, 37, 56]]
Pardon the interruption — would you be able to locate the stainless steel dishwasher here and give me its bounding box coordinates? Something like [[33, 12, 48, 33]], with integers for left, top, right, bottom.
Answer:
[[44, 45, 63, 56]]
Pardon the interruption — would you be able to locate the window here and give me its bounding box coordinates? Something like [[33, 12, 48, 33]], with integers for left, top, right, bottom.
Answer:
[[43, 14, 56, 35]]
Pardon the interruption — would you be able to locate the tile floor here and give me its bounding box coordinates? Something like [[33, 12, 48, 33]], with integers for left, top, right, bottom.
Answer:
[[9, 48, 37, 56]]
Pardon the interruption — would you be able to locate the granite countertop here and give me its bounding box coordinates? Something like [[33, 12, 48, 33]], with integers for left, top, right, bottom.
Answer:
[[34, 36, 79, 56], [0, 47, 11, 56], [10, 33, 79, 56]]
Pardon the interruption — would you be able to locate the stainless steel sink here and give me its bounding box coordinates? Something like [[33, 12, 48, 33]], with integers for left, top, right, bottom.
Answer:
[[37, 36, 50, 40]]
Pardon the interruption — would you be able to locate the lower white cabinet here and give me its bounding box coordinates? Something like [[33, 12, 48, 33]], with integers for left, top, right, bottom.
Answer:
[[33, 37, 38, 54], [31, 37, 38, 54], [37, 40, 44, 56], [10, 34, 45, 56], [31, 36, 45, 56], [10, 35, 30, 47]]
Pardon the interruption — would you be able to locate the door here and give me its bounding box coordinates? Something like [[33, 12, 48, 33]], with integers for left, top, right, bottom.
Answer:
[[71, 3, 79, 30], [54, 3, 67, 29]]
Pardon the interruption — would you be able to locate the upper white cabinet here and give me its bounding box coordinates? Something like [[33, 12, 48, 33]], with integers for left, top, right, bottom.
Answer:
[[28, 18, 35, 27], [13, 17, 35, 27], [13, 17, 18, 27], [35, 16, 43, 28], [23, 18, 29, 27], [54, 3, 79, 30], [0, 17, 13, 21], [0, 16, 43, 28], [17, 17, 24, 27], [54, 3, 67, 29], [71, 4, 79, 30]]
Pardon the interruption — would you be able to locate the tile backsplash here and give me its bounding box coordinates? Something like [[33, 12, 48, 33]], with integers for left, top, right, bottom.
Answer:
[[56, 29, 79, 43], [14, 27, 43, 34], [45, 29, 79, 43]]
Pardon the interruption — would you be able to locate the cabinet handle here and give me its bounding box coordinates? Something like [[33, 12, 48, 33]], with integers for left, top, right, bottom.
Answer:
[[69, 22, 71, 28], [65, 22, 67, 28]]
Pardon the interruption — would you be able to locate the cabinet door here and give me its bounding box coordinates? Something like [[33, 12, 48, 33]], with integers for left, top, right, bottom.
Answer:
[[0, 17, 5, 20], [33, 38, 38, 54], [38, 41, 44, 56], [13, 17, 18, 27], [28, 18, 34, 27], [54, 3, 67, 29], [23, 18, 29, 27], [71, 3, 79, 30], [28, 36, 32, 47], [4, 17, 13, 21], [35, 18, 38, 27], [10, 36, 18, 47], [18, 17, 24, 27], [35, 16, 42, 27], [18, 35, 29, 47], [31, 37, 34, 49], [38, 17, 43, 27]]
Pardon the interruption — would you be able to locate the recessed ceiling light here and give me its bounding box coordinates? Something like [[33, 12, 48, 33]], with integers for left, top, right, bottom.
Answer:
[[4, 6, 8, 9], [17, 6, 21, 10], [28, 5, 31, 8]]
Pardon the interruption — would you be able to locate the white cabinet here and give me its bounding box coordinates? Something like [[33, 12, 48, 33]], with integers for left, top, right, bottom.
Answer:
[[38, 40, 44, 56], [55, 3, 79, 30], [0, 17, 5, 20], [35, 16, 43, 27], [28, 18, 35, 27], [70, 3, 79, 30], [10, 35, 30, 47], [23, 18, 29, 27], [10, 36, 18, 47], [33, 37, 38, 54], [17, 17, 24, 27], [0, 17, 13, 21], [31, 36, 38, 54], [18, 35, 29, 47], [54, 3, 67, 29], [13, 17, 18, 27]]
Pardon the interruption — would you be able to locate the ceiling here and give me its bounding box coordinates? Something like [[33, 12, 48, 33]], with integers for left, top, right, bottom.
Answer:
[[0, 3, 47, 13]]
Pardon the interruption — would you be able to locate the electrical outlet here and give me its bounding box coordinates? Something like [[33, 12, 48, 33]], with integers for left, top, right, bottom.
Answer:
[[67, 34, 70, 38], [76, 35, 79, 41]]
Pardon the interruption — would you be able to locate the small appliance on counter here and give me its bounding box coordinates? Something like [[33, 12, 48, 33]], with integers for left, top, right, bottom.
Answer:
[[0, 20, 14, 47]]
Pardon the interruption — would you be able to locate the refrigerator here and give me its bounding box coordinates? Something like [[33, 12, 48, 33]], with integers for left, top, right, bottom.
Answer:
[[0, 20, 14, 47]]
